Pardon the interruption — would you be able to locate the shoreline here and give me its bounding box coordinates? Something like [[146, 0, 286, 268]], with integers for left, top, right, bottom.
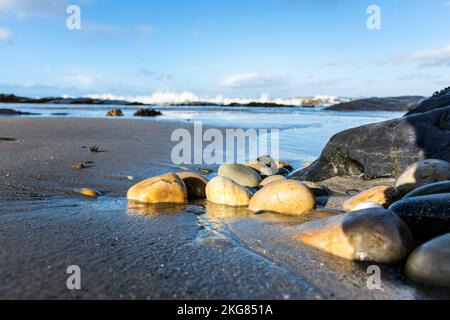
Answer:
[[1, 117, 449, 299]]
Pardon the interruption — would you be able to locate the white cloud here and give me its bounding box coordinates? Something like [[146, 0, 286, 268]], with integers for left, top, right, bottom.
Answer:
[[0, 27, 12, 43], [135, 25, 153, 37], [408, 44, 450, 67], [0, 0, 68, 18], [64, 73, 102, 87], [222, 73, 288, 88]]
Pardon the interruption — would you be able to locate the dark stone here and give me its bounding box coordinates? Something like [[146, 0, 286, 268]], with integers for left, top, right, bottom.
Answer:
[[291, 104, 450, 182], [326, 96, 424, 112], [406, 87, 450, 116], [0, 108, 37, 116], [389, 193, 450, 240], [403, 181, 450, 199], [133, 108, 162, 117]]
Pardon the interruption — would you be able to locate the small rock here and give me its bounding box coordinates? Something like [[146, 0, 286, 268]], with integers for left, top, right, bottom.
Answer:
[[127, 173, 187, 204], [403, 180, 450, 199], [405, 233, 450, 287], [72, 162, 86, 170], [206, 176, 252, 207], [259, 175, 286, 187], [389, 193, 450, 240], [352, 201, 384, 211], [76, 188, 101, 197], [297, 208, 414, 264], [218, 164, 262, 188], [244, 161, 276, 177], [276, 161, 294, 172], [343, 186, 398, 211], [301, 181, 329, 197], [176, 172, 208, 199], [133, 108, 162, 117], [106, 109, 124, 117], [395, 159, 450, 195], [248, 180, 316, 216]]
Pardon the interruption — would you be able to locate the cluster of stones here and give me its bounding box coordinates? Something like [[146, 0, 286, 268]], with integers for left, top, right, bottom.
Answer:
[[126, 157, 450, 288]]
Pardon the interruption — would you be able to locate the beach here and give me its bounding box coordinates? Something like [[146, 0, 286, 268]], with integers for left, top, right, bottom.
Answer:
[[1, 117, 449, 299]]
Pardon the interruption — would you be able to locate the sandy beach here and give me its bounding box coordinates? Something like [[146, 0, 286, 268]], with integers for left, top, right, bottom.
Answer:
[[1, 117, 449, 300]]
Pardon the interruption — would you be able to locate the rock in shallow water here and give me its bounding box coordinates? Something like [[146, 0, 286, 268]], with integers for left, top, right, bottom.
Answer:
[[206, 176, 252, 207], [296, 208, 414, 264], [405, 233, 450, 287], [218, 164, 262, 188], [403, 180, 450, 199], [259, 175, 286, 187], [389, 193, 450, 240], [343, 186, 398, 211], [176, 172, 208, 199], [248, 180, 315, 216], [127, 173, 187, 204], [395, 159, 450, 195]]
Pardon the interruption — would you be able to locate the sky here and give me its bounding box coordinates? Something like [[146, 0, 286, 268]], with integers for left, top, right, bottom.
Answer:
[[0, 0, 449, 100]]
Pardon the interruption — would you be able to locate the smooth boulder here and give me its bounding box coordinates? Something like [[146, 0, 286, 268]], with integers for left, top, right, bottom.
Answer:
[[176, 172, 208, 199], [244, 162, 275, 177], [127, 173, 187, 204], [218, 164, 262, 188], [297, 208, 414, 264], [403, 180, 450, 199], [390, 193, 450, 240], [405, 233, 450, 287], [343, 186, 398, 211], [395, 159, 450, 194], [248, 180, 315, 216], [206, 176, 252, 207], [259, 175, 286, 187]]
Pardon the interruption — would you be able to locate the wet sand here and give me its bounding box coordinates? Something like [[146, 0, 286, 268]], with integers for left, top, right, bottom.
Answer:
[[0, 117, 449, 300]]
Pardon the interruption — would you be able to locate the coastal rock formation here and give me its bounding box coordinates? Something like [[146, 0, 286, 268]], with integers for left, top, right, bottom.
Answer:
[[0, 108, 37, 116], [176, 172, 208, 199], [394, 159, 450, 195], [406, 87, 450, 115], [343, 186, 398, 211], [326, 96, 424, 112], [206, 176, 252, 207], [291, 90, 450, 182], [389, 193, 450, 240], [248, 180, 315, 215], [127, 173, 187, 204], [405, 233, 450, 287], [218, 164, 262, 188], [259, 175, 286, 187], [106, 109, 124, 117], [133, 108, 163, 117], [403, 181, 450, 199], [297, 208, 414, 264]]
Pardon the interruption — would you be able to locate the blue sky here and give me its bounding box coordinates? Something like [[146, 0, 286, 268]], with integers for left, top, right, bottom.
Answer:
[[0, 0, 449, 99]]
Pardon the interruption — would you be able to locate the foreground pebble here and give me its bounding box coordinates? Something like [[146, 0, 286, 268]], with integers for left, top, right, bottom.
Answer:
[[206, 176, 252, 207], [218, 164, 262, 188], [176, 172, 208, 199], [395, 159, 450, 194], [389, 193, 450, 240], [249, 180, 315, 216], [127, 173, 187, 204], [403, 180, 450, 199], [297, 208, 414, 264], [405, 233, 450, 287], [76, 188, 101, 197], [343, 186, 398, 211]]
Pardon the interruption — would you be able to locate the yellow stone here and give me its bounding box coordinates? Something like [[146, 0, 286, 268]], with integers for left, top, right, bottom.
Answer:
[[248, 180, 316, 215], [206, 176, 252, 207], [244, 162, 276, 176], [343, 185, 398, 211], [176, 172, 208, 199], [77, 188, 100, 197], [259, 175, 286, 187], [127, 173, 187, 204]]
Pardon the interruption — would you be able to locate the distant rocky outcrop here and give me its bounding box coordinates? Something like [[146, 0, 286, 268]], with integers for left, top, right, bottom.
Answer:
[[133, 108, 162, 117], [326, 96, 424, 112], [0, 108, 38, 116], [291, 88, 450, 181]]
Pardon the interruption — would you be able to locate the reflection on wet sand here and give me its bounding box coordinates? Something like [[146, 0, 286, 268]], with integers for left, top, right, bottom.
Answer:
[[127, 201, 187, 216]]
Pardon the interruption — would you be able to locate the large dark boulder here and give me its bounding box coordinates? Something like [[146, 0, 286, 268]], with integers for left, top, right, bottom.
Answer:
[[406, 87, 450, 115], [326, 96, 424, 112], [291, 90, 450, 182]]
